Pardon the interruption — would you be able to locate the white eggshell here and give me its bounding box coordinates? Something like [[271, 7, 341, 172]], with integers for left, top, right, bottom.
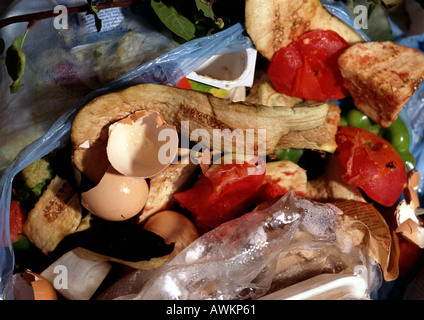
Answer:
[[81, 166, 149, 221], [106, 110, 179, 178]]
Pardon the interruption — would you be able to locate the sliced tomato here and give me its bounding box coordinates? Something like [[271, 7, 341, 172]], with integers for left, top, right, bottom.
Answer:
[[336, 126, 407, 207], [267, 45, 303, 96], [268, 30, 349, 101], [174, 162, 265, 231], [10, 200, 26, 242]]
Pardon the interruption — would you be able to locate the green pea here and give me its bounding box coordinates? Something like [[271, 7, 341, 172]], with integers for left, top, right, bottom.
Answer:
[[346, 108, 382, 136], [339, 116, 348, 127], [382, 117, 415, 172], [382, 117, 411, 153], [398, 150, 416, 173], [276, 149, 304, 163]]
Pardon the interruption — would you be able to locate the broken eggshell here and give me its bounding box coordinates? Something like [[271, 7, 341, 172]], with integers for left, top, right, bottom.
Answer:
[[143, 210, 200, 259], [13, 270, 58, 300], [81, 165, 149, 221], [106, 110, 179, 178]]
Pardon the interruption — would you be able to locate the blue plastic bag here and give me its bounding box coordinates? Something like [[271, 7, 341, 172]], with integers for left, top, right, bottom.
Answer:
[[0, 22, 253, 300]]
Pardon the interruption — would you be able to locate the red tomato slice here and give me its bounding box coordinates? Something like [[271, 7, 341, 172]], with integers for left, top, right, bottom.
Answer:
[[10, 200, 26, 242], [268, 30, 349, 101], [292, 54, 328, 101], [267, 45, 303, 96], [336, 126, 407, 207], [174, 162, 265, 231]]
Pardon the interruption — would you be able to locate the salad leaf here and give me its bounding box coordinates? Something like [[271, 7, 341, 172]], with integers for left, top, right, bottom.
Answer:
[[151, 0, 196, 41], [86, 0, 102, 32], [5, 35, 26, 94], [347, 0, 393, 41], [195, 0, 224, 28]]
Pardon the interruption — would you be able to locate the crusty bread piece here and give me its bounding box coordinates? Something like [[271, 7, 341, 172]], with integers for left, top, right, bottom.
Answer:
[[23, 176, 82, 254], [138, 162, 199, 224], [245, 0, 364, 61], [339, 41, 424, 127], [71, 84, 336, 183]]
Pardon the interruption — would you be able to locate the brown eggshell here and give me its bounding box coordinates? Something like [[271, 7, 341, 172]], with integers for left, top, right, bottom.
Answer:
[[14, 270, 58, 300], [143, 210, 199, 258], [81, 165, 149, 221], [106, 110, 179, 179]]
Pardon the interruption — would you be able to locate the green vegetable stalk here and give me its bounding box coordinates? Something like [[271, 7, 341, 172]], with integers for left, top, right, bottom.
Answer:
[[275, 149, 304, 163]]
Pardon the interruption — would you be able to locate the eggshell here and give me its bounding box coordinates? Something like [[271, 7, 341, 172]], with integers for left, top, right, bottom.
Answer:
[[13, 270, 58, 300], [143, 210, 199, 258], [106, 110, 179, 178], [81, 165, 149, 221]]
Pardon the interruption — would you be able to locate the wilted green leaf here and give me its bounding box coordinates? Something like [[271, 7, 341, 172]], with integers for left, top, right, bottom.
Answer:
[[348, 0, 393, 41], [195, 0, 224, 28], [5, 35, 26, 94], [151, 0, 196, 41], [86, 0, 102, 32], [94, 14, 102, 32]]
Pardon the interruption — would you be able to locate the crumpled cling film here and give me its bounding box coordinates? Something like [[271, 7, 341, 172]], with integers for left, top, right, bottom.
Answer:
[[395, 170, 424, 248], [116, 192, 381, 300]]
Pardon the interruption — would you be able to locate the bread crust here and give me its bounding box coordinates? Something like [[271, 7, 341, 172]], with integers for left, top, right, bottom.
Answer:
[[339, 41, 424, 127]]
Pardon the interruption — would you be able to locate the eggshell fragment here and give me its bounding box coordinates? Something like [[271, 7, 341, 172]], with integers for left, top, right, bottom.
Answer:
[[81, 165, 149, 221], [143, 210, 199, 258], [107, 110, 179, 178], [13, 270, 58, 300]]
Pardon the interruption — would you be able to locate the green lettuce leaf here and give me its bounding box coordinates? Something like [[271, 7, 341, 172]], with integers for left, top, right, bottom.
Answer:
[[347, 0, 393, 41], [151, 0, 196, 41]]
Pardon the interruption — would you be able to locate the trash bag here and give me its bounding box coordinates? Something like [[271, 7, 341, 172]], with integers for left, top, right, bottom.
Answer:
[[0, 9, 253, 297]]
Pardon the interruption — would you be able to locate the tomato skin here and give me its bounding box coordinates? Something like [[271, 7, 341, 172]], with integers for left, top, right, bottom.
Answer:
[[336, 126, 407, 207], [9, 200, 26, 242], [268, 30, 349, 101], [268, 45, 303, 97], [174, 163, 265, 231]]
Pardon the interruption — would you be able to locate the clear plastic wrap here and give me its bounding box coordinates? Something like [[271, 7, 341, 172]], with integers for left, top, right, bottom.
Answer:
[[110, 192, 380, 300]]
